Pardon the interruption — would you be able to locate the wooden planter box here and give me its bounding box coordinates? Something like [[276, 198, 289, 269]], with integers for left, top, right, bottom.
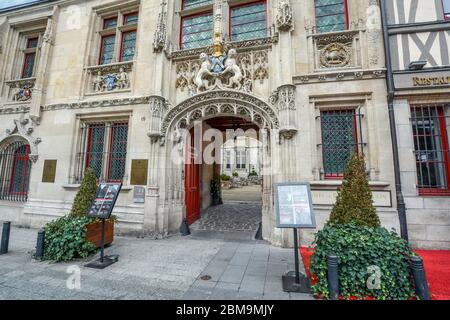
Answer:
[[86, 220, 114, 248]]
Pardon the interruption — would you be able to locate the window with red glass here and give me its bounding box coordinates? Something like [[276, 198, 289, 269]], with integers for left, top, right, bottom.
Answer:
[[320, 109, 361, 179], [84, 122, 128, 183], [443, 0, 450, 20], [411, 105, 450, 196], [99, 13, 138, 65], [21, 37, 39, 79]]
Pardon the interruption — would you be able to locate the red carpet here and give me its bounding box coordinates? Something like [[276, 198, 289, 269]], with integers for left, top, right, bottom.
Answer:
[[300, 247, 450, 300], [414, 250, 450, 300]]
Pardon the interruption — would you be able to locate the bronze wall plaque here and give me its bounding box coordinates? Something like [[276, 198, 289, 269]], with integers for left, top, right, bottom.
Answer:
[[42, 160, 57, 183], [130, 159, 148, 186]]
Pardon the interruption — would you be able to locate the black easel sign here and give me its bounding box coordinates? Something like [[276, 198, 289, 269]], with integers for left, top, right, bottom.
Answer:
[[275, 182, 316, 229], [87, 183, 122, 219]]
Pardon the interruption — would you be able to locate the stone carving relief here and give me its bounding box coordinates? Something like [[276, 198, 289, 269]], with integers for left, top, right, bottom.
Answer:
[[175, 48, 269, 95], [5, 78, 36, 102], [157, 90, 280, 145], [87, 62, 132, 94], [1, 116, 42, 163], [148, 96, 169, 144], [314, 32, 360, 69], [153, 0, 167, 53], [269, 85, 297, 140], [276, 0, 293, 32]]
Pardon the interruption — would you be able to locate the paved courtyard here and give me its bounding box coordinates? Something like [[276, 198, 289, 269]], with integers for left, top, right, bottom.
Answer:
[[0, 225, 313, 300]]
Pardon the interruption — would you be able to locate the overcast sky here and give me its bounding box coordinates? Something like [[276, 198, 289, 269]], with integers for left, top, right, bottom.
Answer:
[[0, 0, 42, 10]]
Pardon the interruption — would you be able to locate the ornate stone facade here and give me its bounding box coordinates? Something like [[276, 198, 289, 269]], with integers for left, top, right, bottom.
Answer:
[[0, 0, 443, 249]]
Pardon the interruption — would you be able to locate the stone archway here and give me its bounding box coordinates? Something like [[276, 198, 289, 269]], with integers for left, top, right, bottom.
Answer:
[[146, 90, 284, 245]]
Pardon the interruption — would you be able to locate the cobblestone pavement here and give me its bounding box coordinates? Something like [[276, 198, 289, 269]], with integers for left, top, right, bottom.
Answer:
[[0, 226, 313, 300], [191, 203, 262, 233]]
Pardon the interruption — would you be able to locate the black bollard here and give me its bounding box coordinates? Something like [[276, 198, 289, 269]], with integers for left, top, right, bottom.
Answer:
[[327, 255, 339, 300], [179, 218, 191, 236], [1, 221, 11, 255], [35, 229, 45, 259], [411, 256, 430, 300]]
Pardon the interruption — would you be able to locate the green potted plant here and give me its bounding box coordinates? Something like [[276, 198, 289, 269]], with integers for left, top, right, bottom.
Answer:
[[220, 174, 231, 189]]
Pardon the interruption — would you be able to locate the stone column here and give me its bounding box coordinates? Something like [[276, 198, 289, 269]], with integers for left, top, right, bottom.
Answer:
[[30, 10, 58, 123]]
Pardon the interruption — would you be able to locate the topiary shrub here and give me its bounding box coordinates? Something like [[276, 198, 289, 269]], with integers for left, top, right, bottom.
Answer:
[[329, 153, 380, 228], [70, 168, 97, 217], [43, 216, 96, 262], [221, 174, 231, 182], [310, 223, 415, 300]]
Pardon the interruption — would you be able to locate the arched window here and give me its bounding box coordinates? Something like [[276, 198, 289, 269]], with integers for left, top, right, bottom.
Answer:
[[0, 141, 31, 202]]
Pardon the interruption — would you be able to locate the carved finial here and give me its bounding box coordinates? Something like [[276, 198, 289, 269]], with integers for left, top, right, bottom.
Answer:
[[276, 0, 293, 32], [153, 0, 168, 52]]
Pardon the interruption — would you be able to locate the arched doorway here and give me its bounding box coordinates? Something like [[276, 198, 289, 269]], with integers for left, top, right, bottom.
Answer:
[[152, 90, 281, 244]]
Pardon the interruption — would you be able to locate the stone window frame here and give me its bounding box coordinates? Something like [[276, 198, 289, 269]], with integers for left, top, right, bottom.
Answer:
[[311, 93, 373, 181], [179, 0, 214, 50], [71, 112, 133, 186]]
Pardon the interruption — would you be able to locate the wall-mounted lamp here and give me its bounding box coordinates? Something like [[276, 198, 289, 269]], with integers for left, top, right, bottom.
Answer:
[[409, 60, 427, 70]]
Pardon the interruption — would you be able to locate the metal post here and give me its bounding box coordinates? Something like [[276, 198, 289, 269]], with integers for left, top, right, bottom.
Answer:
[[327, 255, 339, 300], [35, 229, 45, 259], [380, 0, 409, 242], [0, 221, 11, 255], [100, 219, 105, 263], [411, 256, 430, 300], [293, 228, 300, 285]]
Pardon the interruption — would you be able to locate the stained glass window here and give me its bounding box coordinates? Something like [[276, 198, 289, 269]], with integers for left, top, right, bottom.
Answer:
[[315, 0, 347, 33], [321, 110, 357, 178], [108, 123, 128, 182], [87, 124, 106, 180], [22, 53, 35, 78], [231, 2, 267, 41], [26, 37, 38, 48], [181, 13, 213, 49], [100, 35, 115, 65], [411, 106, 450, 195], [103, 17, 118, 29], [0, 142, 31, 202], [183, 0, 213, 10], [121, 31, 137, 61], [124, 13, 139, 25]]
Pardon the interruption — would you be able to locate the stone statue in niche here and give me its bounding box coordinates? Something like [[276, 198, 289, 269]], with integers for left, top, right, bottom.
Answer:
[[93, 71, 106, 92]]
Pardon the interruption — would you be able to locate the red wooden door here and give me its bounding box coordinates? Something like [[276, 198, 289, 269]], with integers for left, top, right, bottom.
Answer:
[[185, 133, 201, 225]]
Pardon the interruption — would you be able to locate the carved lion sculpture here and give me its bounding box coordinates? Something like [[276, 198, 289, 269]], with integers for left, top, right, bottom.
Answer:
[[194, 53, 212, 92], [223, 49, 243, 89]]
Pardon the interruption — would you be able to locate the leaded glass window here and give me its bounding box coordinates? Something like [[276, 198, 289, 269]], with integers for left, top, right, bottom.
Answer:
[[121, 31, 137, 62], [124, 13, 139, 25], [22, 53, 36, 78], [181, 13, 213, 49], [411, 105, 450, 195], [108, 123, 128, 181], [183, 0, 213, 10], [321, 110, 357, 178], [315, 0, 347, 33], [100, 35, 115, 65], [87, 124, 106, 180], [0, 142, 31, 202], [103, 17, 118, 29], [231, 2, 267, 41]]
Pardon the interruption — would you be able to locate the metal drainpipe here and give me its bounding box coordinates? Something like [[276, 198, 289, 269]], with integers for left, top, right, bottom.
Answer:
[[380, 0, 409, 242]]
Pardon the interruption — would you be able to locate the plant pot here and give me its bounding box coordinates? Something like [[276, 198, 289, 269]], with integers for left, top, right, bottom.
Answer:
[[86, 220, 114, 248], [221, 181, 231, 189]]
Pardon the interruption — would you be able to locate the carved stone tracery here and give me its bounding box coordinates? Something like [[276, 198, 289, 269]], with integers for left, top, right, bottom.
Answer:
[[276, 0, 294, 32]]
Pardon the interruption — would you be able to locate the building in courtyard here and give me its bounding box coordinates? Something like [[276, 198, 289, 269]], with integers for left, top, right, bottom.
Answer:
[[0, 0, 448, 249]]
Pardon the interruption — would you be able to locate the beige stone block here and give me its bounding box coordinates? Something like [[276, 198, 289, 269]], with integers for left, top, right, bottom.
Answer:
[[426, 226, 450, 242], [408, 224, 428, 241], [407, 209, 450, 225], [404, 197, 424, 209], [424, 197, 450, 210]]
